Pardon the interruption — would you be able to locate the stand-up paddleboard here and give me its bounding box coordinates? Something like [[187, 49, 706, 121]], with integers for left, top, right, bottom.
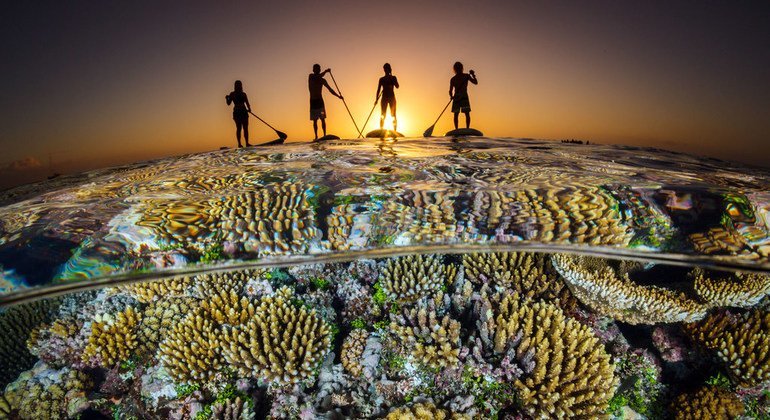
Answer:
[[365, 129, 404, 138], [314, 134, 341, 142], [445, 128, 484, 137], [258, 138, 285, 146]]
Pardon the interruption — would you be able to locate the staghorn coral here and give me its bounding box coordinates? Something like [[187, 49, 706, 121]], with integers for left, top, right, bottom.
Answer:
[[200, 287, 257, 326], [124, 275, 193, 303], [341, 329, 369, 377], [27, 318, 87, 369], [671, 385, 744, 420], [390, 307, 462, 370], [158, 307, 225, 385], [480, 291, 617, 418], [3, 363, 92, 420], [385, 402, 470, 420], [194, 269, 264, 299], [211, 397, 256, 420], [692, 267, 770, 308], [0, 394, 11, 417], [686, 309, 770, 387], [0, 298, 60, 387], [553, 254, 709, 324], [221, 287, 331, 386], [380, 254, 454, 303], [82, 306, 141, 368], [136, 297, 199, 360]]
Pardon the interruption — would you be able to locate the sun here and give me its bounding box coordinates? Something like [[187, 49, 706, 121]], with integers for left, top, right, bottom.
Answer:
[[378, 113, 406, 133]]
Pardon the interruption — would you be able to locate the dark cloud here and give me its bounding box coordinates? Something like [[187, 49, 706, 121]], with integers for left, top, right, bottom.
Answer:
[[4, 157, 42, 171]]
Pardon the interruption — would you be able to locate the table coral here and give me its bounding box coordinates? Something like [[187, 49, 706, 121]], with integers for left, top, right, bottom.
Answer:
[[691, 267, 770, 308]]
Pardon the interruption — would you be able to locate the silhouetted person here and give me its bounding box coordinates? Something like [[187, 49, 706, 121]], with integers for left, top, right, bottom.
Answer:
[[375, 63, 400, 132], [449, 62, 478, 129], [308, 64, 343, 140], [225, 80, 252, 147]]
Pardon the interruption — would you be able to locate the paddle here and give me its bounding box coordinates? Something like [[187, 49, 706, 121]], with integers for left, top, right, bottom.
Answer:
[[248, 110, 288, 141], [360, 92, 382, 138], [328, 71, 364, 138], [422, 98, 453, 137]]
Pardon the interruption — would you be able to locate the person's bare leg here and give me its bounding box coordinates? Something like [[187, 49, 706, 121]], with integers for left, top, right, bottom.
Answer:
[[313, 119, 319, 140], [391, 103, 397, 133], [244, 124, 251, 146], [465, 111, 471, 129], [380, 114, 385, 129], [236, 122, 243, 147], [453, 112, 459, 130], [321, 118, 327, 137]]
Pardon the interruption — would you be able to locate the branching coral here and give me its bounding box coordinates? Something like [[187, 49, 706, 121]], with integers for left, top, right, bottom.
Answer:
[[82, 306, 141, 368], [136, 297, 198, 360], [27, 318, 87, 369], [194, 269, 264, 299], [390, 307, 462, 370], [380, 254, 454, 303], [385, 402, 470, 419], [686, 309, 770, 387], [200, 287, 257, 326], [552, 254, 709, 324], [478, 291, 617, 418], [211, 396, 256, 420], [341, 329, 369, 377], [221, 288, 331, 386], [0, 298, 60, 387], [3, 364, 92, 420], [671, 385, 744, 420], [124, 275, 193, 303], [691, 268, 770, 308], [158, 308, 225, 385]]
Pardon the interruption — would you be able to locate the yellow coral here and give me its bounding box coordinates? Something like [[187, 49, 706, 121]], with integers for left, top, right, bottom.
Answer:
[[341, 329, 368, 377], [200, 287, 257, 326], [159, 308, 225, 384], [221, 289, 331, 385], [3, 365, 92, 420], [692, 268, 770, 308], [137, 297, 198, 360], [553, 254, 709, 324], [380, 254, 454, 303], [671, 385, 744, 420], [124, 275, 193, 303], [0, 298, 60, 387], [83, 306, 141, 368], [385, 402, 470, 420], [687, 310, 770, 387], [390, 307, 461, 369], [211, 396, 256, 419]]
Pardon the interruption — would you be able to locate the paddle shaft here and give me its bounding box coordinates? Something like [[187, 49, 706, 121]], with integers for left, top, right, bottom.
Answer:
[[248, 111, 287, 140], [360, 93, 382, 138], [329, 71, 364, 138], [431, 98, 453, 127]]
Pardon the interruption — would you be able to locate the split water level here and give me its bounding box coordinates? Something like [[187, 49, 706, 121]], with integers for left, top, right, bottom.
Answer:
[[1, 137, 769, 419]]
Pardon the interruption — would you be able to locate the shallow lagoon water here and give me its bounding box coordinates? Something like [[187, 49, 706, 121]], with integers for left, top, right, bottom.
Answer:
[[1, 137, 769, 418]]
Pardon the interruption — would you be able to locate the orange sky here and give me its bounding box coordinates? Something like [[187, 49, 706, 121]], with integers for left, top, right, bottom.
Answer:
[[1, 2, 769, 189]]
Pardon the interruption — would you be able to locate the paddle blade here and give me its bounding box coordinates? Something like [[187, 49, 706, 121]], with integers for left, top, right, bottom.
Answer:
[[276, 130, 288, 140], [423, 125, 435, 137]]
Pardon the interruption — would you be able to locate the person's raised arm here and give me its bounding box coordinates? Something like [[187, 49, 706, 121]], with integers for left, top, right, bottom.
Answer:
[[469, 70, 478, 85], [323, 79, 343, 99]]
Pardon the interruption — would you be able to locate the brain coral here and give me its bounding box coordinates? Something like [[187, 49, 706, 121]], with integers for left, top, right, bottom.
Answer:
[[380, 254, 454, 303], [686, 309, 770, 387], [483, 291, 617, 418], [691, 268, 770, 308], [341, 329, 369, 377], [385, 402, 470, 420], [552, 254, 709, 324], [3, 364, 92, 420], [671, 385, 744, 420], [390, 307, 462, 370], [82, 306, 142, 368], [221, 288, 331, 386], [0, 298, 60, 387], [158, 307, 225, 385]]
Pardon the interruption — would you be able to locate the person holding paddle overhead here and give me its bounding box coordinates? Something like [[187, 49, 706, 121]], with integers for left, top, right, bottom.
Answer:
[[376, 63, 400, 132], [449, 62, 478, 130], [309, 64, 343, 140], [225, 80, 252, 147]]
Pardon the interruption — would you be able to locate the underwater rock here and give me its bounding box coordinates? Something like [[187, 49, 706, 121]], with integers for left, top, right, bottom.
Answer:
[[82, 306, 141, 368], [0, 298, 61, 387], [552, 254, 710, 324], [139, 365, 178, 411], [2, 362, 92, 420], [671, 385, 744, 419]]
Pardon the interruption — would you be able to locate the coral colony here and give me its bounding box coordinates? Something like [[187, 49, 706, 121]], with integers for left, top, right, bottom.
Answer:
[[2, 252, 770, 418]]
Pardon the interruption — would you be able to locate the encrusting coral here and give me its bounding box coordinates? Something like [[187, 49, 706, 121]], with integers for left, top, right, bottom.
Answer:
[[686, 309, 770, 387], [380, 254, 454, 303], [0, 298, 61, 387], [670, 385, 744, 420], [479, 291, 617, 418], [552, 254, 709, 324], [221, 287, 331, 386], [385, 401, 470, 420], [82, 306, 142, 368], [390, 307, 462, 370], [2, 363, 92, 420], [691, 267, 770, 308], [341, 329, 369, 377], [158, 307, 225, 385]]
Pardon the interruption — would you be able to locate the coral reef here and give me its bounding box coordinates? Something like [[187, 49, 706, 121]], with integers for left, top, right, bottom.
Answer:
[[158, 308, 225, 385], [221, 288, 331, 386], [2, 363, 92, 420], [137, 297, 198, 359], [671, 385, 744, 420], [687, 309, 770, 387], [691, 267, 770, 308], [341, 329, 369, 377], [124, 275, 193, 303], [553, 254, 709, 324], [211, 397, 256, 420], [380, 254, 453, 303], [385, 401, 470, 419], [82, 306, 141, 368], [384, 190, 457, 242], [27, 318, 88, 369], [390, 307, 462, 370], [0, 298, 60, 387]]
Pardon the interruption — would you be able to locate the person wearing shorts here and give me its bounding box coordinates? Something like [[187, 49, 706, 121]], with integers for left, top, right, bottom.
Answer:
[[449, 61, 478, 130], [308, 64, 343, 140], [225, 80, 252, 147], [375, 63, 400, 132]]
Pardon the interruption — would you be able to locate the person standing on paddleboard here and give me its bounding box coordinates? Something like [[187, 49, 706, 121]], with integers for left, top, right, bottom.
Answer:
[[376, 63, 400, 132], [309, 64, 343, 140], [449, 62, 478, 130], [225, 80, 252, 148]]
